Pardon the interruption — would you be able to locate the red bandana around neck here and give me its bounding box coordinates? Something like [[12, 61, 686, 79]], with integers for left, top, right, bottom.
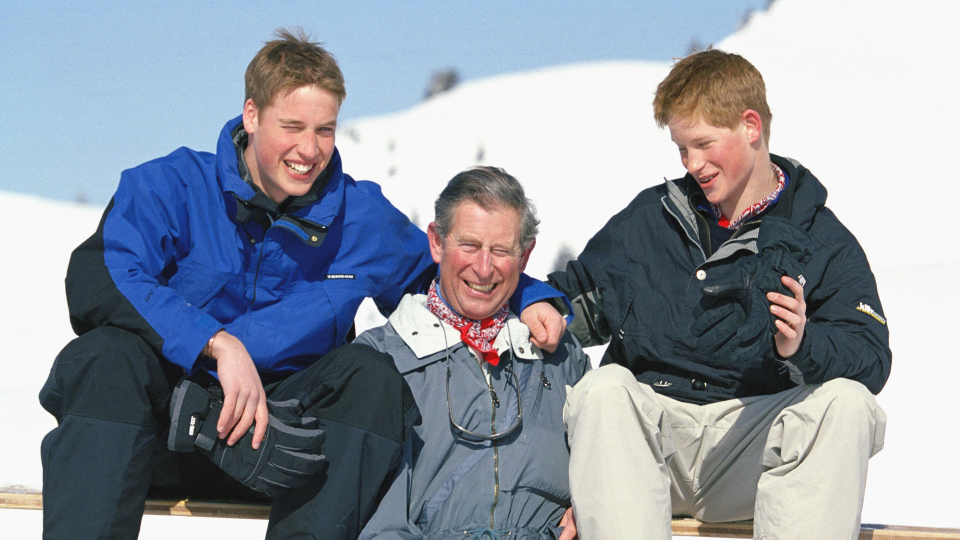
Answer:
[[714, 163, 786, 229], [426, 280, 509, 366]]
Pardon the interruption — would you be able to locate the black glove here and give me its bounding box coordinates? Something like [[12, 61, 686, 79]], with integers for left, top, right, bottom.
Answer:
[[692, 217, 812, 363], [692, 262, 759, 362], [167, 377, 326, 497]]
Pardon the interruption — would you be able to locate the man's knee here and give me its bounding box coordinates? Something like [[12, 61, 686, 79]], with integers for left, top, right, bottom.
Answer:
[[815, 378, 884, 422], [769, 378, 886, 465], [818, 377, 875, 400], [565, 364, 665, 436], [336, 343, 407, 390], [39, 327, 174, 425], [567, 364, 654, 410], [290, 343, 416, 444], [816, 378, 886, 453]]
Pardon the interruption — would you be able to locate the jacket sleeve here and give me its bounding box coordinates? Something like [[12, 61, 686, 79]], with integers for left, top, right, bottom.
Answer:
[[511, 273, 573, 322], [778, 239, 891, 394], [545, 196, 650, 348], [348, 180, 434, 317], [548, 257, 613, 348], [369, 217, 435, 318], [558, 332, 593, 387], [65, 163, 223, 373]]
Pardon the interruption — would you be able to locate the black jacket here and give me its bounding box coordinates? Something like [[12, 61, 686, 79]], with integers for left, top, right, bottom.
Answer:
[[549, 155, 891, 404]]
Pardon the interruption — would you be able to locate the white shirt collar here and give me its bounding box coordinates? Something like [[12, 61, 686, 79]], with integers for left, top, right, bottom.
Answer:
[[388, 294, 542, 361]]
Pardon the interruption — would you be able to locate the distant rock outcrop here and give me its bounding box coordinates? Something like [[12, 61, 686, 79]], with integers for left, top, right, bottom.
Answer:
[[424, 68, 460, 99]]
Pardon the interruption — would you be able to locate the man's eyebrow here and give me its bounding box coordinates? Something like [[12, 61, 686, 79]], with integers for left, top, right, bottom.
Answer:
[[674, 134, 710, 147], [277, 118, 338, 129]]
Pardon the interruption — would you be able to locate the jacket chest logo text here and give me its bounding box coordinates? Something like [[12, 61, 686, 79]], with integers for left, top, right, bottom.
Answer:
[[325, 274, 355, 280]]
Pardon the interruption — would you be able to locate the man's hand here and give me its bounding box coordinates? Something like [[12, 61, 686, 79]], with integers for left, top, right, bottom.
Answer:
[[208, 331, 268, 449], [558, 507, 578, 540], [521, 301, 567, 353], [768, 275, 807, 358]]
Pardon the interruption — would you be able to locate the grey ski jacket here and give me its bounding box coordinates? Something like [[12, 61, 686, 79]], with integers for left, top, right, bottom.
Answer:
[[356, 294, 591, 539], [549, 154, 891, 404]]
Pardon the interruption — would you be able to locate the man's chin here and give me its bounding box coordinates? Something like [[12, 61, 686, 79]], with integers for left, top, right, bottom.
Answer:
[[459, 301, 503, 321], [460, 293, 516, 320]]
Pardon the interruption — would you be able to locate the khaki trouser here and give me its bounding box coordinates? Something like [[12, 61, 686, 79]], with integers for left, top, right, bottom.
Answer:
[[563, 365, 886, 540]]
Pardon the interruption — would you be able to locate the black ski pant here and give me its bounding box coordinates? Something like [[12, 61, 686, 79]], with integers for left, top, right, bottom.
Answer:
[[39, 326, 418, 540]]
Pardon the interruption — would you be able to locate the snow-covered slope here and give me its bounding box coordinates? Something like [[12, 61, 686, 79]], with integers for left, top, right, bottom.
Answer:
[[337, 0, 959, 276], [4, 0, 958, 536]]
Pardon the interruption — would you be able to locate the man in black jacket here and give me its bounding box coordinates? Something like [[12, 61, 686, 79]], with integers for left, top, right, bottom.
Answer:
[[550, 50, 889, 540]]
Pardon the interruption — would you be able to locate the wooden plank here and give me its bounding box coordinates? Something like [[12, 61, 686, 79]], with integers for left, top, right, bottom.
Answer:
[[0, 488, 270, 520], [144, 497, 270, 519], [0, 487, 42, 511], [669, 518, 960, 539], [859, 524, 960, 540], [671, 518, 753, 537], [4, 487, 960, 537]]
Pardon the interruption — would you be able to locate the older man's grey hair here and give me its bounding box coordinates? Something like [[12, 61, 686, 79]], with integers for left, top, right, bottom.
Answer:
[[433, 166, 539, 251]]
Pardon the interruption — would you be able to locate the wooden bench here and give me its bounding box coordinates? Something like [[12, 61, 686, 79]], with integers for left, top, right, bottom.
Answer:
[[0, 486, 269, 520], [4, 486, 959, 538]]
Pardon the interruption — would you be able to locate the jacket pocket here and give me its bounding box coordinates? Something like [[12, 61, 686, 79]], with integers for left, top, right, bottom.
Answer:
[[169, 262, 236, 309]]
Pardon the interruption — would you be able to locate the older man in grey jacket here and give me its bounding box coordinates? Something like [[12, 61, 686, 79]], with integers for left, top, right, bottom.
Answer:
[[357, 166, 590, 540]]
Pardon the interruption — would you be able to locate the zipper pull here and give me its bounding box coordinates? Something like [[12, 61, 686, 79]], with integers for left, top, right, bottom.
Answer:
[[540, 371, 551, 389], [489, 385, 500, 408]]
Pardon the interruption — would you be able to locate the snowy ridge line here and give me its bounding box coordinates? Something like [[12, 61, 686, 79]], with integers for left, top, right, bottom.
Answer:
[[3, 487, 959, 538]]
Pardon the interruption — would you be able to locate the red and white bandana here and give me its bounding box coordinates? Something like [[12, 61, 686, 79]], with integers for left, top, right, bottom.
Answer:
[[426, 279, 508, 366], [715, 163, 786, 230]]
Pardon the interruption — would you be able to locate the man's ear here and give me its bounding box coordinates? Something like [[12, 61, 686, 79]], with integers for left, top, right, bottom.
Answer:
[[741, 109, 763, 145], [518, 238, 536, 273], [242, 98, 259, 135], [427, 222, 443, 264]]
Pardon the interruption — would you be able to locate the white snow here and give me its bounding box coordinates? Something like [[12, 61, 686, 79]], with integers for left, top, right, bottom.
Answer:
[[3, 0, 958, 536]]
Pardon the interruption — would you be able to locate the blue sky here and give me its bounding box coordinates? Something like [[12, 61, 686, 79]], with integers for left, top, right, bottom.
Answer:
[[1, 0, 769, 204]]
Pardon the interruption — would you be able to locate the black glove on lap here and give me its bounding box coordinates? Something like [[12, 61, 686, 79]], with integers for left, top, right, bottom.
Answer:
[[692, 217, 812, 363], [167, 377, 326, 497]]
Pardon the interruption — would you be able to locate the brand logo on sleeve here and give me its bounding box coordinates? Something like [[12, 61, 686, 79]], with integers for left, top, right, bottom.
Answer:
[[855, 302, 886, 325]]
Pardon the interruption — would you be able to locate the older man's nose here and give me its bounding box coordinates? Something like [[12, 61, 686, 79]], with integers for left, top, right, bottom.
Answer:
[[473, 250, 495, 278]]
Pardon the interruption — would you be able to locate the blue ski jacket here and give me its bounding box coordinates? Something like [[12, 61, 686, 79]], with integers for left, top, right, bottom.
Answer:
[[65, 116, 564, 379]]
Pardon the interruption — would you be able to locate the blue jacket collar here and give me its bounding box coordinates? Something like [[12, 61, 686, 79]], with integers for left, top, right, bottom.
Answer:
[[215, 115, 347, 231]]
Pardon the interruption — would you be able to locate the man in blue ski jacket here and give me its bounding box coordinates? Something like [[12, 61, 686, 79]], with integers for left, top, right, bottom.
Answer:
[[38, 28, 567, 540]]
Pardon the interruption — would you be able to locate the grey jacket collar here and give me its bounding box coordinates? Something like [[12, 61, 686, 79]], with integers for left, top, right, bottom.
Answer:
[[661, 178, 759, 265], [388, 294, 543, 361]]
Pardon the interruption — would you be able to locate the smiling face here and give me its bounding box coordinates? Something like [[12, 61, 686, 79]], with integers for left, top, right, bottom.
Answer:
[[242, 85, 340, 204], [428, 201, 533, 320], [668, 110, 774, 219]]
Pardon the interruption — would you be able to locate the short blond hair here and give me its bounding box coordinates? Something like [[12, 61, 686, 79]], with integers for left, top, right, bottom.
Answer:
[[653, 49, 772, 145], [245, 27, 346, 109]]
